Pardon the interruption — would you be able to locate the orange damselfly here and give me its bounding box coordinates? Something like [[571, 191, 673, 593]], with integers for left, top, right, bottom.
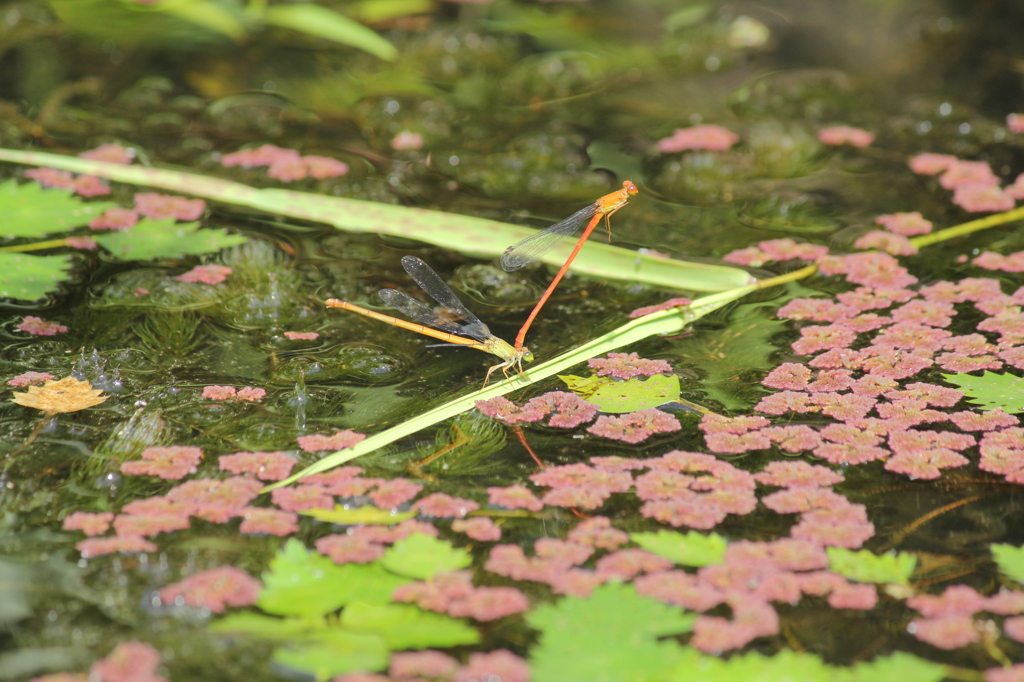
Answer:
[[501, 180, 639, 351], [327, 256, 533, 387]]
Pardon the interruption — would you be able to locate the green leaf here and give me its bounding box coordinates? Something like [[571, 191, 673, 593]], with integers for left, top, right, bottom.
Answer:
[[94, 218, 247, 261], [351, 0, 433, 24], [262, 4, 397, 60], [630, 530, 727, 567], [300, 505, 416, 525], [340, 602, 479, 650], [273, 631, 388, 681], [380, 533, 472, 580], [527, 583, 694, 682], [942, 372, 1024, 413], [208, 613, 315, 639], [840, 652, 946, 682], [559, 374, 680, 413], [158, 0, 246, 40], [0, 252, 73, 300], [0, 180, 114, 237], [992, 543, 1024, 584], [827, 548, 916, 584], [258, 539, 409, 616], [667, 648, 830, 682]]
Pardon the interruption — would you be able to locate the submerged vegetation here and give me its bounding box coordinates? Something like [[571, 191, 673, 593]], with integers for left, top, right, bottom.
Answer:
[[3, 1, 1024, 681]]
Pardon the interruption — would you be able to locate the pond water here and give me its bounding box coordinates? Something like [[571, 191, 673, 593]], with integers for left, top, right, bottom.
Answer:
[[2, 1, 1024, 681]]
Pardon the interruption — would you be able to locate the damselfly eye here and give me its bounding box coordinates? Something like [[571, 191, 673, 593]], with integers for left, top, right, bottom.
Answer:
[[623, 180, 639, 195]]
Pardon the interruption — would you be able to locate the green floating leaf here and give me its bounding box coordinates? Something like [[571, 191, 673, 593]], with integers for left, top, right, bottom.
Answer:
[[273, 631, 388, 682], [942, 372, 1024, 413], [340, 601, 479, 650], [559, 374, 680, 413], [630, 530, 727, 567], [262, 4, 397, 60], [992, 543, 1024, 584], [667, 647, 830, 682], [380, 533, 472, 580], [827, 548, 916, 585], [208, 613, 315, 640], [840, 652, 946, 682], [258, 539, 409, 616], [0, 252, 73, 300], [0, 180, 114, 238], [527, 583, 695, 682], [93, 218, 247, 261], [300, 505, 416, 525], [159, 0, 246, 40]]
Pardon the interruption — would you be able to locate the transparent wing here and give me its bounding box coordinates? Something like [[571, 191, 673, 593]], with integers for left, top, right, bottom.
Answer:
[[377, 256, 493, 342], [499, 203, 598, 271]]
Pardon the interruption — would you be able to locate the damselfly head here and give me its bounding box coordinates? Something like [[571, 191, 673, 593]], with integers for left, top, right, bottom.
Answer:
[[623, 180, 639, 195], [521, 347, 535, 363]]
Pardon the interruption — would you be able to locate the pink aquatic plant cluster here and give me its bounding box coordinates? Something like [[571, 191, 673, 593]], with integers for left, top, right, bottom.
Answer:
[[476, 385, 681, 444], [220, 144, 349, 181], [974, 250, 1024, 273], [16, 316, 67, 336], [218, 450, 296, 481], [723, 238, 829, 267], [907, 153, 1021, 212], [157, 566, 261, 613], [817, 125, 875, 147], [315, 518, 439, 565], [284, 331, 320, 340], [906, 584, 1024, 650], [874, 211, 933, 236], [175, 264, 232, 284], [588, 351, 673, 379], [24, 167, 111, 196], [656, 124, 739, 152], [201, 385, 266, 402], [89, 207, 139, 230], [121, 445, 203, 480], [336, 649, 530, 682], [31, 640, 167, 682], [393, 570, 530, 621], [7, 371, 55, 387], [134, 193, 206, 221], [476, 391, 599, 428], [296, 429, 366, 452], [79, 143, 135, 164]]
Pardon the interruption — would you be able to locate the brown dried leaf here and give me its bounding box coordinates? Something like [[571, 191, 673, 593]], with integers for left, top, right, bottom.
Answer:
[[10, 376, 108, 414]]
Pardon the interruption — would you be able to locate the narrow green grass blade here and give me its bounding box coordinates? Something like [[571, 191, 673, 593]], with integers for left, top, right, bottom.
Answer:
[[0, 149, 753, 292], [267, 284, 756, 489]]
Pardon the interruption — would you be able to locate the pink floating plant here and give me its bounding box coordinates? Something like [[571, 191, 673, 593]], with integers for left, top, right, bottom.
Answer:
[[953, 184, 1015, 213], [89, 207, 139, 230], [657, 124, 739, 152], [909, 152, 958, 175], [218, 451, 296, 481], [587, 408, 681, 443], [77, 535, 158, 558], [63, 511, 114, 536], [17, 316, 67, 336], [89, 640, 166, 682], [566, 516, 629, 549], [120, 445, 202, 480], [487, 485, 543, 512], [451, 517, 502, 541], [175, 264, 232, 285], [817, 125, 874, 147], [66, 237, 97, 250], [454, 650, 530, 682], [875, 211, 933, 236], [79, 143, 135, 164], [7, 371, 55, 387], [134, 193, 206, 221], [588, 352, 673, 379], [391, 131, 425, 151], [270, 484, 333, 512], [853, 230, 918, 256], [389, 651, 458, 680], [296, 429, 366, 452], [284, 331, 319, 340], [25, 167, 75, 189], [368, 478, 422, 509], [316, 534, 385, 564], [909, 616, 981, 649], [158, 566, 260, 613], [238, 508, 298, 536], [413, 493, 480, 518]]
